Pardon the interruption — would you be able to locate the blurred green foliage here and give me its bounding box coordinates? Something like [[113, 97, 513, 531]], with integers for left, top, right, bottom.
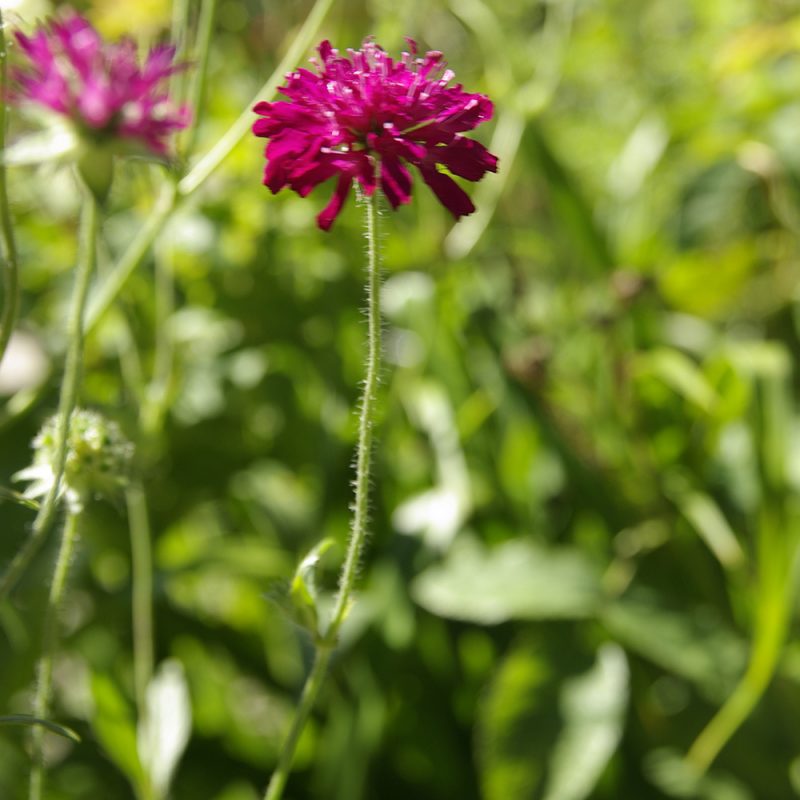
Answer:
[[3, 0, 800, 798]]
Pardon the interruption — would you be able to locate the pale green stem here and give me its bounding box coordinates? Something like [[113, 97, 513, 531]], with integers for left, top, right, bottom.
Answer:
[[85, 0, 336, 334], [126, 482, 154, 723], [686, 520, 794, 774], [263, 191, 382, 800], [0, 8, 20, 367], [28, 510, 81, 800], [171, 0, 192, 60], [85, 181, 176, 335], [141, 242, 175, 437], [0, 194, 98, 603], [263, 646, 334, 800], [180, 0, 218, 158], [168, 0, 192, 141]]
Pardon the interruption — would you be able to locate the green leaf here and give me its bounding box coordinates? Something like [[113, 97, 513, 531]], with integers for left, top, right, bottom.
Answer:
[[291, 538, 334, 608], [601, 590, 746, 702], [0, 714, 80, 742], [269, 538, 336, 636], [138, 660, 192, 797], [636, 348, 718, 413], [664, 476, 745, 569], [0, 487, 39, 510], [478, 635, 627, 800], [542, 645, 629, 800], [2, 125, 79, 166], [90, 673, 145, 788], [645, 748, 753, 800], [412, 535, 604, 624]]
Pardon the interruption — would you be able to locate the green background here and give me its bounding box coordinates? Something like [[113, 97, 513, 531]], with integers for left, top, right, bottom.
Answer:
[[2, 0, 800, 797]]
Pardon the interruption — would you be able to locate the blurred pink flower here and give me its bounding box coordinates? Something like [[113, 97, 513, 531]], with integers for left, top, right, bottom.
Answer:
[[12, 12, 190, 156], [252, 39, 498, 230]]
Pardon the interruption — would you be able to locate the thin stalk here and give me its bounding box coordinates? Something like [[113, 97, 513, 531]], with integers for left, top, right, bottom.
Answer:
[[126, 482, 155, 723], [328, 190, 381, 635], [686, 513, 794, 774], [141, 241, 175, 437], [85, 181, 175, 335], [168, 0, 193, 149], [0, 194, 98, 602], [0, 8, 20, 366], [28, 510, 81, 800], [263, 646, 333, 800], [686, 580, 790, 773], [85, 0, 336, 334], [263, 191, 382, 800], [170, 0, 192, 62], [181, 0, 218, 158]]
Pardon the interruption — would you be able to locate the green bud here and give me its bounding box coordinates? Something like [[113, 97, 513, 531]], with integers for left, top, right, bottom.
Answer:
[[15, 409, 134, 513]]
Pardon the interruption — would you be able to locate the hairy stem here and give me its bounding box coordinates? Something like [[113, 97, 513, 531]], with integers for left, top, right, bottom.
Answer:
[[0, 194, 98, 602], [328, 191, 381, 636], [28, 510, 81, 800], [0, 8, 20, 367], [263, 191, 382, 800]]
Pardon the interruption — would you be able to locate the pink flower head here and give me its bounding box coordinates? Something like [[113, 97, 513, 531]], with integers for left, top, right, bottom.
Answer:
[[252, 39, 498, 230], [12, 12, 190, 156]]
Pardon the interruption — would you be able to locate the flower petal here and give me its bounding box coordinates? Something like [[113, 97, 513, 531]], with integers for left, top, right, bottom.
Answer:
[[419, 166, 475, 219], [434, 137, 498, 182], [317, 174, 353, 230], [380, 156, 413, 208]]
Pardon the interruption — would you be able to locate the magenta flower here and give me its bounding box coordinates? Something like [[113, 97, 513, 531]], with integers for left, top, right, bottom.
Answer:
[[252, 39, 498, 230], [12, 13, 190, 156]]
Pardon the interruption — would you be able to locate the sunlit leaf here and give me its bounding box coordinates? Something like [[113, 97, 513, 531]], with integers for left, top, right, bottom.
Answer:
[[542, 645, 629, 800], [138, 660, 192, 797], [91, 673, 144, 788], [412, 535, 604, 624], [602, 590, 746, 702], [646, 748, 754, 800], [2, 126, 79, 166], [478, 636, 627, 800]]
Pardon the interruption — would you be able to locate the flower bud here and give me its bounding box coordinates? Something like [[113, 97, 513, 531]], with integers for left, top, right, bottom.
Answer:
[[15, 409, 134, 513]]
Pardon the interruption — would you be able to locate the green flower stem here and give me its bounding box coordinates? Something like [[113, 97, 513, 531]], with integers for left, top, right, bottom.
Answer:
[[0, 194, 98, 603], [686, 515, 795, 774], [263, 191, 382, 800], [141, 242, 175, 437], [181, 0, 218, 159], [126, 481, 155, 724], [328, 191, 382, 637], [0, 8, 20, 367], [85, 181, 176, 336], [84, 0, 336, 335], [263, 646, 334, 800], [28, 510, 81, 800]]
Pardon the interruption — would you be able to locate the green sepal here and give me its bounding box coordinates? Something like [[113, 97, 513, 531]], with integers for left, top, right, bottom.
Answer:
[[77, 147, 114, 205]]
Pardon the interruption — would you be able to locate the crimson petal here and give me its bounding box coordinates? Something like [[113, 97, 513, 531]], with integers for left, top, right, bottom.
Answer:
[[419, 166, 475, 219], [318, 175, 353, 230]]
